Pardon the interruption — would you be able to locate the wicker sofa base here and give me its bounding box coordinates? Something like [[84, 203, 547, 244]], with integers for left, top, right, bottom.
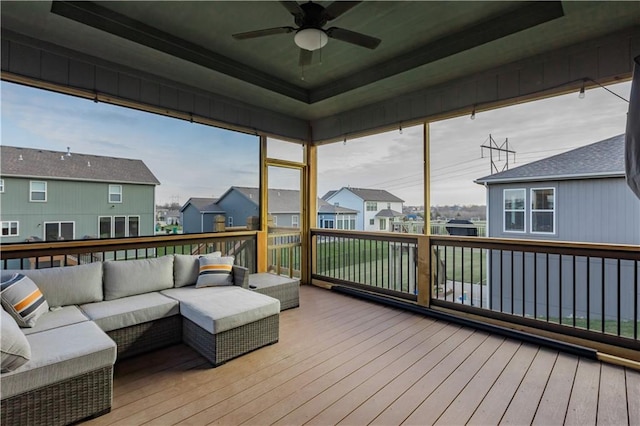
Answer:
[[107, 315, 183, 359], [183, 314, 279, 366], [1, 366, 113, 426]]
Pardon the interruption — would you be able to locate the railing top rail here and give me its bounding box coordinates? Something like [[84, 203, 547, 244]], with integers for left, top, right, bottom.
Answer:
[[0, 231, 258, 259], [311, 228, 419, 243], [430, 235, 640, 259]]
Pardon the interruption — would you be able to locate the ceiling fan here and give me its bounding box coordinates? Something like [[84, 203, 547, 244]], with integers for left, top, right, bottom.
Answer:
[[232, 1, 381, 66]]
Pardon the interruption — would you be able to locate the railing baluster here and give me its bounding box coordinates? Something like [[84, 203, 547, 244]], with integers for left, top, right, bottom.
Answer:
[[572, 256, 576, 328], [559, 254, 563, 325], [617, 258, 621, 337], [587, 256, 591, 331], [601, 257, 605, 333]]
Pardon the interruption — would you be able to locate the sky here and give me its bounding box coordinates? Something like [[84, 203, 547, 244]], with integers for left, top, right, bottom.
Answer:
[[1, 80, 631, 207]]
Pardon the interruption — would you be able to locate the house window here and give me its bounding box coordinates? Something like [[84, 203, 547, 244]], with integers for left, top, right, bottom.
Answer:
[[337, 217, 344, 229], [100, 216, 140, 238], [44, 221, 74, 241], [387, 203, 391, 209], [292, 215, 299, 228], [0, 179, 4, 193], [366, 202, 377, 211], [109, 185, 122, 203], [531, 188, 555, 233], [369, 219, 374, 225], [272, 216, 277, 226], [129, 216, 140, 237], [379, 218, 387, 230], [322, 219, 334, 229], [1, 221, 19, 237], [504, 189, 525, 232], [349, 217, 356, 230], [228, 216, 234, 227], [30, 181, 47, 202]]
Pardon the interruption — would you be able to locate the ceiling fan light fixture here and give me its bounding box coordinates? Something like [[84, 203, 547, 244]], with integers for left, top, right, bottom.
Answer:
[[295, 28, 328, 51]]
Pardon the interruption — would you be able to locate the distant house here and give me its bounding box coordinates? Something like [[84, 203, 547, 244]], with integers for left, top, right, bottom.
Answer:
[[475, 134, 640, 244], [0, 146, 159, 243], [317, 199, 359, 230], [182, 186, 360, 232], [324, 187, 404, 231], [180, 198, 225, 233], [475, 134, 639, 320]]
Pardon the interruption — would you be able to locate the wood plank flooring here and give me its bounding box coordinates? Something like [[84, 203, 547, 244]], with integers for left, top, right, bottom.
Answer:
[[86, 285, 639, 425]]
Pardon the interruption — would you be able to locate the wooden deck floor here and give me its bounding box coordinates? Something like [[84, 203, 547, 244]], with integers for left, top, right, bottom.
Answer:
[[87, 285, 640, 426]]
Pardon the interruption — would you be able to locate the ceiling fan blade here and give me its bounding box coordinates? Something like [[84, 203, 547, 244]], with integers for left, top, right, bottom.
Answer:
[[280, 1, 304, 16], [326, 27, 381, 49], [232, 27, 295, 40], [323, 1, 361, 20], [299, 49, 313, 67]]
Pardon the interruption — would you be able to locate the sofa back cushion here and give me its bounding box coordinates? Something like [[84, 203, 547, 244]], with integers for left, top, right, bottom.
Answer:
[[173, 252, 221, 288], [1, 308, 31, 372], [103, 256, 174, 300], [4, 263, 103, 308]]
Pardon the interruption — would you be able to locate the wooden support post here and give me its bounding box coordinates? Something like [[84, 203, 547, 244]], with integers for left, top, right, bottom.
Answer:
[[257, 230, 268, 273], [417, 235, 431, 307]]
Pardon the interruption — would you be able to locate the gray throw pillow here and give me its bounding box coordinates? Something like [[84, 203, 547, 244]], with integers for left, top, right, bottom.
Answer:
[[195, 256, 235, 288], [1, 308, 31, 372], [173, 252, 222, 287], [1, 273, 49, 328], [103, 255, 174, 300]]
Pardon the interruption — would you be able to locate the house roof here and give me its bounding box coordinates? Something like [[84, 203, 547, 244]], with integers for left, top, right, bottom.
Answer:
[[321, 190, 337, 200], [330, 187, 404, 203], [375, 209, 404, 218], [180, 197, 223, 213], [475, 134, 625, 184], [224, 186, 300, 213], [318, 199, 359, 215], [0, 146, 160, 185]]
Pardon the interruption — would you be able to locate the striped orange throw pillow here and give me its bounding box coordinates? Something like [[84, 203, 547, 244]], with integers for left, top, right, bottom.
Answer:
[[195, 256, 235, 288], [1, 273, 49, 327]]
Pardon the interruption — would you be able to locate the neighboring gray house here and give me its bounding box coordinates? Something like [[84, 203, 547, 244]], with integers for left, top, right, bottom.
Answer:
[[180, 198, 225, 233], [317, 199, 359, 230], [217, 186, 300, 228], [324, 187, 404, 231], [0, 145, 159, 243], [182, 186, 361, 231], [475, 134, 640, 244], [474, 134, 639, 322]]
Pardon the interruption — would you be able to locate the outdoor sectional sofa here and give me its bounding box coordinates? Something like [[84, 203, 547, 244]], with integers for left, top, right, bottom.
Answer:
[[0, 254, 281, 426]]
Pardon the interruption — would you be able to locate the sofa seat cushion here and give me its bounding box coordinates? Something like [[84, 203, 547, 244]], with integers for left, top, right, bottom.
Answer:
[[80, 292, 180, 332], [162, 286, 280, 334], [0, 321, 116, 399], [22, 306, 89, 336]]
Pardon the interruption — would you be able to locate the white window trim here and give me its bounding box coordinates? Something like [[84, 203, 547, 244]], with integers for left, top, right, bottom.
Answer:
[[369, 218, 375, 225], [1, 221, 19, 237], [503, 188, 526, 233], [0, 178, 4, 193], [30, 180, 47, 202], [530, 187, 556, 235], [43, 221, 75, 240], [99, 215, 141, 238], [228, 216, 233, 227], [109, 185, 123, 203], [291, 215, 299, 228]]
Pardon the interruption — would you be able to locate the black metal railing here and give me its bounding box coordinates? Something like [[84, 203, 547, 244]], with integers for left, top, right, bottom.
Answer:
[[1, 231, 258, 272], [312, 229, 639, 350], [311, 229, 418, 301]]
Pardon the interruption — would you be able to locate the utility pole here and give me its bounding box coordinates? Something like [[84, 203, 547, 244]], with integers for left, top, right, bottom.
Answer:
[[481, 134, 516, 174]]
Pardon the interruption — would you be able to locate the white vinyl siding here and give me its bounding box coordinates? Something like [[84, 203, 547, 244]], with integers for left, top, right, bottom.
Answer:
[[30, 181, 47, 202], [504, 189, 525, 232]]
